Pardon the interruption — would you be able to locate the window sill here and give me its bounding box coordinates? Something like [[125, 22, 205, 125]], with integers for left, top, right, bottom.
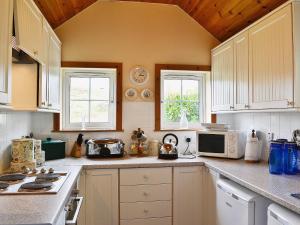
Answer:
[[154, 129, 200, 132], [52, 129, 124, 133]]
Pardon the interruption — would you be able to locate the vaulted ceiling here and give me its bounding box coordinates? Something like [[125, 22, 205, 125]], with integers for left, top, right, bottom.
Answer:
[[34, 0, 288, 41]]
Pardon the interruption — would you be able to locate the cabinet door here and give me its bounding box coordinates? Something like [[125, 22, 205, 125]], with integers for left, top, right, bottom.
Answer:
[[85, 169, 119, 225], [173, 166, 203, 225], [39, 19, 50, 108], [0, 0, 12, 104], [203, 168, 218, 225], [234, 31, 249, 110], [47, 34, 61, 110], [211, 41, 234, 112], [14, 0, 43, 62], [249, 5, 293, 109]]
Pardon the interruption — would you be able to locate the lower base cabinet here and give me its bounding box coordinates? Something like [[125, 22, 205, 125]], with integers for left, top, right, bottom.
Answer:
[[121, 217, 172, 225], [84, 169, 119, 225], [173, 166, 203, 225]]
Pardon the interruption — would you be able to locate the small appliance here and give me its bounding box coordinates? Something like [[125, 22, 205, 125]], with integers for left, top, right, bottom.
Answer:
[[158, 133, 178, 160], [196, 130, 244, 159], [86, 138, 125, 158], [244, 130, 262, 162]]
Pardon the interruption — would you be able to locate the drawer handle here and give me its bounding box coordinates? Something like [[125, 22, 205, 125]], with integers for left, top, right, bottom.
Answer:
[[143, 175, 149, 180], [144, 209, 149, 213], [143, 192, 149, 196]]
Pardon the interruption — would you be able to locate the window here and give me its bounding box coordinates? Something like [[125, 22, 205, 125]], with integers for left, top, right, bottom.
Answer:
[[62, 68, 117, 130], [155, 64, 211, 131]]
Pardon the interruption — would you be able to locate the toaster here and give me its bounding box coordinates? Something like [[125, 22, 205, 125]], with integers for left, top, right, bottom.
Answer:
[[86, 138, 125, 158]]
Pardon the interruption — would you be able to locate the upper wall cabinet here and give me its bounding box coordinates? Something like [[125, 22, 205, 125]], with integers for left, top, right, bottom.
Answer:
[[14, 0, 44, 64], [234, 31, 249, 110], [0, 0, 13, 104], [212, 2, 300, 112], [211, 41, 234, 111], [249, 4, 293, 109]]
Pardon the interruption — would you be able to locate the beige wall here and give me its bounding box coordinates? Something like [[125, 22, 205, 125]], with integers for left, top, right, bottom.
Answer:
[[55, 1, 219, 98]]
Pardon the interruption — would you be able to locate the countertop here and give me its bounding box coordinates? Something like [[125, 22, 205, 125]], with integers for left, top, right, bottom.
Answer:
[[1, 156, 300, 225], [0, 165, 82, 225], [46, 156, 300, 215]]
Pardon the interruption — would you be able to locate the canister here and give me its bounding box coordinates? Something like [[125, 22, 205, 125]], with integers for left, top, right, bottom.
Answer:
[[269, 140, 285, 174], [11, 139, 35, 163], [283, 142, 298, 175]]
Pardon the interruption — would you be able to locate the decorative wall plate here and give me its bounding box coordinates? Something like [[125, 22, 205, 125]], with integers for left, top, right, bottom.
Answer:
[[141, 89, 153, 100], [129, 66, 149, 85], [125, 88, 138, 100]]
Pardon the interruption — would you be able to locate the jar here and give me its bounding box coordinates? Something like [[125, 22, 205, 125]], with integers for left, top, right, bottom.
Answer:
[[283, 142, 298, 175], [269, 141, 285, 174]]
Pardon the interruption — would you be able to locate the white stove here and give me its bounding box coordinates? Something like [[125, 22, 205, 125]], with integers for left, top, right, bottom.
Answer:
[[0, 167, 69, 195]]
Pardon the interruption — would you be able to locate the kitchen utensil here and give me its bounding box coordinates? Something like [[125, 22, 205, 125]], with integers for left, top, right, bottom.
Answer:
[[159, 133, 178, 159], [71, 133, 84, 158], [244, 130, 261, 162]]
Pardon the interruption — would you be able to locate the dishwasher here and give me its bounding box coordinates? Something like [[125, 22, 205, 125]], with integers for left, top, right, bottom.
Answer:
[[268, 203, 300, 225], [216, 178, 271, 225]]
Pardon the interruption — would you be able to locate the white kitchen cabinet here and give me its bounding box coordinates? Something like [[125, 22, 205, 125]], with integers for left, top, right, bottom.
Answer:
[[85, 169, 119, 225], [234, 31, 249, 110], [39, 21, 61, 111], [203, 167, 219, 225], [0, 0, 13, 104], [14, 0, 43, 63], [249, 4, 293, 109], [173, 166, 203, 225], [211, 41, 234, 112]]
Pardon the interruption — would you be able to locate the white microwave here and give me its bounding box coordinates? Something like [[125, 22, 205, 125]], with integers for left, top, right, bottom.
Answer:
[[196, 130, 244, 159]]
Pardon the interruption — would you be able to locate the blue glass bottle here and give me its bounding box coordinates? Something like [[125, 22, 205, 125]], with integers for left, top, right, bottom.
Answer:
[[269, 141, 284, 174], [283, 142, 298, 175]]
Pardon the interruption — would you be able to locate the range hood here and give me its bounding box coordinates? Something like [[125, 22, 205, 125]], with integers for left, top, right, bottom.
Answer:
[[12, 36, 36, 64]]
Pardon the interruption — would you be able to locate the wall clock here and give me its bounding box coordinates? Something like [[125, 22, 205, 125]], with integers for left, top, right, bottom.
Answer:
[[129, 66, 149, 85]]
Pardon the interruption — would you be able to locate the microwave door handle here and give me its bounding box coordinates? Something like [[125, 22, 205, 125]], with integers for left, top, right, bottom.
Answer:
[[65, 197, 83, 225]]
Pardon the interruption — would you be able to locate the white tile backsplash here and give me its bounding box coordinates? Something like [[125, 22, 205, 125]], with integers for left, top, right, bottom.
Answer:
[[31, 102, 197, 156], [217, 111, 300, 160], [0, 111, 32, 172]]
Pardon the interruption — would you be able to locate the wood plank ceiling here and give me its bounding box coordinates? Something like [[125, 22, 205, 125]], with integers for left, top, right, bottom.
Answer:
[[34, 0, 288, 41]]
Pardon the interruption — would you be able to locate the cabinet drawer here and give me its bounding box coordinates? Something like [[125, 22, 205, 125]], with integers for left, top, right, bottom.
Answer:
[[120, 184, 172, 202], [120, 167, 172, 185], [121, 217, 172, 225], [120, 201, 172, 220]]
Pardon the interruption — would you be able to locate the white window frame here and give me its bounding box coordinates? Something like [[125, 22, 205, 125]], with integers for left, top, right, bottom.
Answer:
[[62, 67, 117, 130], [160, 70, 207, 130]]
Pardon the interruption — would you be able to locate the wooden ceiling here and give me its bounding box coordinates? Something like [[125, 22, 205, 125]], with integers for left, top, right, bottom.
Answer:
[[34, 0, 288, 41]]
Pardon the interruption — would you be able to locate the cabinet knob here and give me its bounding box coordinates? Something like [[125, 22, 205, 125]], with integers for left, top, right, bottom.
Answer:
[[245, 104, 250, 108], [143, 209, 149, 213], [34, 50, 38, 55], [230, 106, 234, 110], [48, 103, 52, 107], [143, 175, 149, 180], [41, 102, 45, 106], [287, 101, 294, 107], [143, 192, 149, 196]]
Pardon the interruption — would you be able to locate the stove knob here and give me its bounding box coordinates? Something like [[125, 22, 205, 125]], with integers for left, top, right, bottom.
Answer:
[[48, 168, 54, 174], [40, 168, 46, 174], [32, 168, 38, 174], [22, 166, 30, 174]]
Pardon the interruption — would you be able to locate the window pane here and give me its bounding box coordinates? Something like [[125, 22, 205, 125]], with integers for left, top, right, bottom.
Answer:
[[70, 78, 89, 100], [70, 101, 89, 123], [182, 101, 200, 122], [91, 78, 110, 100], [90, 101, 109, 122], [163, 80, 181, 100], [182, 80, 199, 100], [163, 101, 181, 122]]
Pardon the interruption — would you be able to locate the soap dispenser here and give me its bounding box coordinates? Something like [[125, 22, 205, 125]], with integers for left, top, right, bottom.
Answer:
[[244, 130, 261, 162]]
